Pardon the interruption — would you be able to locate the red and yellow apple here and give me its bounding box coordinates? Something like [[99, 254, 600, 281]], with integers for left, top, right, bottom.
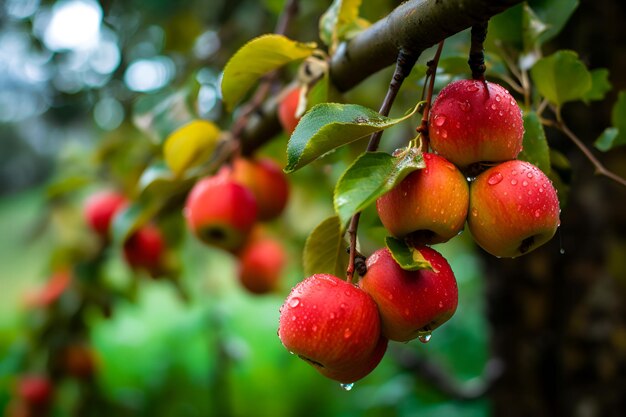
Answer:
[[185, 174, 258, 252], [278, 274, 385, 383], [359, 247, 458, 342], [231, 157, 289, 221], [376, 153, 469, 245], [429, 79, 524, 168], [468, 159, 560, 258]]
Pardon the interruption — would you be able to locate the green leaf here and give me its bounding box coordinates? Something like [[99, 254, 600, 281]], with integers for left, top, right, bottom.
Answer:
[[582, 69, 612, 103], [163, 120, 221, 177], [529, 0, 579, 43], [385, 237, 434, 272], [530, 50, 592, 106], [594, 128, 620, 152], [137, 161, 175, 193], [518, 112, 551, 174], [595, 91, 626, 151], [319, 0, 364, 50], [522, 3, 548, 52], [133, 89, 194, 144], [303, 216, 348, 278], [334, 148, 425, 229], [285, 102, 419, 173], [221, 34, 317, 111]]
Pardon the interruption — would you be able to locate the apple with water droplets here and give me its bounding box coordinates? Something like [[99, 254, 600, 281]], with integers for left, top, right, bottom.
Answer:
[[359, 247, 458, 343], [278, 273, 386, 383], [238, 234, 286, 294], [376, 153, 469, 245], [185, 173, 258, 252], [84, 190, 127, 237], [278, 86, 303, 135], [468, 159, 560, 258], [429, 79, 524, 169], [231, 157, 290, 221]]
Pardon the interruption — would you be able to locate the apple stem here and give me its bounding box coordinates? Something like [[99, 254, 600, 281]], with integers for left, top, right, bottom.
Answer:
[[416, 40, 445, 151], [346, 49, 419, 283], [469, 21, 488, 81]]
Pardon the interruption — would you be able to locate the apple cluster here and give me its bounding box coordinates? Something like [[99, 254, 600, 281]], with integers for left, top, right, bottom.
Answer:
[[184, 157, 289, 294], [277, 79, 561, 386]]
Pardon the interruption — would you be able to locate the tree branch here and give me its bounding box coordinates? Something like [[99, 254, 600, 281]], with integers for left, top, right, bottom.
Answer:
[[241, 0, 523, 154]]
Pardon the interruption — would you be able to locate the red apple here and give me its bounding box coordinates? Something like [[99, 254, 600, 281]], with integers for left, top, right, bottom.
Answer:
[[429, 79, 524, 168], [84, 190, 127, 237], [278, 274, 385, 383], [238, 235, 286, 294], [278, 86, 302, 135], [17, 375, 52, 406], [359, 247, 458, 342], [376, 153, 469, 245], [231, 157, 289, 221], [468, 159, 560, 258], [185, 174, 258, 252], [123, 224, 165, 272]]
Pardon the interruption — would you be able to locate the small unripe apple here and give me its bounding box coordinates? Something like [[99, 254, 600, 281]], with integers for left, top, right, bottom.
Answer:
[[238, 235, 286, 294], [123, 224, 165, 272], [429, 79, 524, 168], [185, 174, 258, 252], [278, 274, 385, 383], [376, 153, 469, 245], [359, 247, 458, 342], [84, 190, 127, 237], [17, 375, 52, 406], [468, 160, 560, 258], [231, 157, 290, 221], [278, 87, 302, 135]]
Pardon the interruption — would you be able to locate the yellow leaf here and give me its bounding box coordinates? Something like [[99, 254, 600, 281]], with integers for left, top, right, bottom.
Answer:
[[163, 120, 221, 177]]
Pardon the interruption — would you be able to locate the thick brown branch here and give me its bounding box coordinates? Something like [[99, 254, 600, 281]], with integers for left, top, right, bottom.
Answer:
[[241, 0, 522, 154]]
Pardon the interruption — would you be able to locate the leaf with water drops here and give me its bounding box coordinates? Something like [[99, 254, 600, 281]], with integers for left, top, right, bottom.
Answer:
[[385, 237, 434, 272], [285, 102, 420, 173], [333, 148, 425, 230], [303, 215, 349, 278]]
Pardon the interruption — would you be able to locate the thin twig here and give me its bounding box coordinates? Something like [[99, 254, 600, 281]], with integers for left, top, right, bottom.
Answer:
[[542, 109, 626, 187], [416, 41, 445, 151], [345, 50, 419, 283], [493, 73, 524, 95]]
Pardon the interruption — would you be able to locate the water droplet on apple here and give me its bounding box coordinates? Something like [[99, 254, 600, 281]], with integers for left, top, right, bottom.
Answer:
[[441, 129, 448, 138], [466, 83, 479, 92], [534, 209, 541, 218], [340, 383, 354, 391], [458, 100, 471, 112], [539, 187, 544, 193], [487, 172, 503, 185], [512, 170, 518, 175], [511, 179, 518, 185], [343, 328, 352, 339], [491, 103, 497, 110], [498, 111, 503, 116], [288, 297, 301, 308], [434, 115, 446, 126], [340, 303, 347, 309], [510, 99, 516, 106], [312, 325, 318, 332], [522, 180, 528, 186], [330, 312, 336, 319], [418, 332, 432, 344]]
